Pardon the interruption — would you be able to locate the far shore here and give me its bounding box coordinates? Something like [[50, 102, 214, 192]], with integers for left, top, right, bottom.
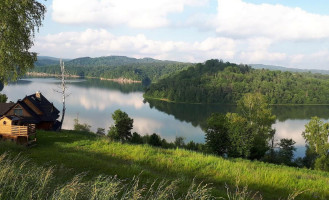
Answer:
[[26, 72, 142, 84]]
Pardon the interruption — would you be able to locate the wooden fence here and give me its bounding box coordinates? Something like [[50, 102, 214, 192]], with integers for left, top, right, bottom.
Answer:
[[0, 124, 36, 136]]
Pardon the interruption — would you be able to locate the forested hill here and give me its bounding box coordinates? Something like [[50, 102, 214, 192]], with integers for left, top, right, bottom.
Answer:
[[144, 59, 329, 104], [34, 56, 71, 67], [251, 64, 329, 75], [32, 56, 193, 83]]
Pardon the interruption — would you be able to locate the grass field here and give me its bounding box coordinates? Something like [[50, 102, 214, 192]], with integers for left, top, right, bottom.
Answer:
[[1, 130, 329, 199]]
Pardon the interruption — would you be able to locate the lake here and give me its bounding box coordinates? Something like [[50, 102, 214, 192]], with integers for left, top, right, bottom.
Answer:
[[3, 77, 329, 158]]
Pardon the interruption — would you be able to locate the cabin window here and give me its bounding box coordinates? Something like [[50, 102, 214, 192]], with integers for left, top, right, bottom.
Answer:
[[3, 121, 6, 125], [14, 108, 23, 116]]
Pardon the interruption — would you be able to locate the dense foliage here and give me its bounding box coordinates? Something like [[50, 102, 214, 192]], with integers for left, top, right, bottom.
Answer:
[[108, 109, 134, 141], [0, 0, 45, 83], [302, 117, 329, 171], [31, 56, 193, 83], [144, 59, 329, 104], [205, 93, 276, 159]]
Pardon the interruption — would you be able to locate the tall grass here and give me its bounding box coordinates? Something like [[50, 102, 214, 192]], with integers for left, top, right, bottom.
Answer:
[[0, 152, 216, 199], [1, 130, 325, 199], [0, 152, 303, 200]]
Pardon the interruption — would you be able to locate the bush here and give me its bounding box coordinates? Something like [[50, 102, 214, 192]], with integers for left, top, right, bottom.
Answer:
[[73, 118, 91, 132], [315, 155, 329, 171], [96, 128, 106, 136], [148, 133, 162, 147], [130, 132, 143, 144]]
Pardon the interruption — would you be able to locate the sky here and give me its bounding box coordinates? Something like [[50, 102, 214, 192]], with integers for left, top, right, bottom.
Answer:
[[33, 0, 329, 69]]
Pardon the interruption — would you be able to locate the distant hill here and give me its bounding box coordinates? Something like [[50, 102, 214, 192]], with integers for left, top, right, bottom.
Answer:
[[250, 64, 329, 75], [144, 59, 329, 104], [31, 56, 193, 83], [66, 56, 178, 67], [35, 56, 71, 67]]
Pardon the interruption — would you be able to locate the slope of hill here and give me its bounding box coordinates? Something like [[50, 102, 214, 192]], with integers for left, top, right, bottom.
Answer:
[[31, 56, 193, 83], [1, 130, 328, 199], [34, 56, 71, 67], [251, 64, 329, 75], [144, 59, 329, 104]]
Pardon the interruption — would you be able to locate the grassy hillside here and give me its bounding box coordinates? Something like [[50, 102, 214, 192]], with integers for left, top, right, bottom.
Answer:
[[1, 130, 329, 199]]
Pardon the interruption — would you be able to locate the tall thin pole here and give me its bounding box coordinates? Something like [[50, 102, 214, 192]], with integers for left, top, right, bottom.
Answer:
[[59, 59, 66, 130]]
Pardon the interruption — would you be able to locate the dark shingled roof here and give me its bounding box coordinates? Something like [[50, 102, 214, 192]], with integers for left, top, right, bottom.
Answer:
[[24, 93, 60, 121], [16, 101, 41, 123], [0, 103, 15, 116]]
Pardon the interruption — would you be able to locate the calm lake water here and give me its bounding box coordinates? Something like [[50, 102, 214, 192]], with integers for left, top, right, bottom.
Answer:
[[4, 77, 329, 158]]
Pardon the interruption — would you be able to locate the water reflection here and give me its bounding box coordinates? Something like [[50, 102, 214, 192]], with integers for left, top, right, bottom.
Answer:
[[3, 78, 204, 143], [4, 78, 329, 158], [273, 120, 309, 158]]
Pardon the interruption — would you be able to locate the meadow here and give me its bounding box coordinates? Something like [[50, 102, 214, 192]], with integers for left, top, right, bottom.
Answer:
[[1, 130, 328, 199]]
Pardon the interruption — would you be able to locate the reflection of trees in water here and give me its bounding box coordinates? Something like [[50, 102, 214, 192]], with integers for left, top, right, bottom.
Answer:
[[147, 99, 236, 129], [146, 99, 329, 128], [272, 106, 329, 121], [69, 78, 145, 93], [8, 80, 33, 86]]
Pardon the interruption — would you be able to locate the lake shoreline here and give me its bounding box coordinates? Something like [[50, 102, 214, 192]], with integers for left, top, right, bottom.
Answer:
[[144, 96, 329, 106], [27, 72, 142, 84]]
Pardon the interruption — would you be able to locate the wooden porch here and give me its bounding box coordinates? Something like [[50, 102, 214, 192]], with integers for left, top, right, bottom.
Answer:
[[0, 124, 36, 145]]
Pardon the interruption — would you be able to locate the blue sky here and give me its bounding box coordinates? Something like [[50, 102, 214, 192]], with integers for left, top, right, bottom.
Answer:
[[33, 0, 329, 69]]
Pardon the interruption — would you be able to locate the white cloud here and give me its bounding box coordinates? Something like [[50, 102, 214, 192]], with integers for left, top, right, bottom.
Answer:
[[33, 28, 329, 69], [215, 0, 329, 41], [52, 0, 208, 28], [33, 29, 236, 62], [70, 87, 145, 111], [133, 117, 163, 134]]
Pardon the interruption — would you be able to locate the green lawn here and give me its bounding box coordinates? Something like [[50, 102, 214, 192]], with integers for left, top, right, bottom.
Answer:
[[1, 130, 328, 199]]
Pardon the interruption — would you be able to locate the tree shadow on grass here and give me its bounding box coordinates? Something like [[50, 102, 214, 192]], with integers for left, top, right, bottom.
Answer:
[[8, 130, 328, 200]]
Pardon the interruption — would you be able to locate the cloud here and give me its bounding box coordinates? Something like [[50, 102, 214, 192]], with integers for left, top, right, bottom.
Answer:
[[69, 87, 145, 111], [33, 29, 236, 62], [52, 0, 208, 28], [214, 0, 329, 41], [33, 28, 329, 69], [273, 120, 308, 146], [132, 117, 163, 134]]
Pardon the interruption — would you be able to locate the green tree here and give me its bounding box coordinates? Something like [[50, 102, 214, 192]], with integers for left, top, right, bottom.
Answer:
[[109, 109, 134, 142], [277, 138, 296, 166], [238, 93, 276, 159], [226, 113, 253, 158], [0, 0, 46, 83], [130, 132, 143, 144], [302, 117, 329, 171], [96, 128, 105, 136], [302, 117, 329, 156], [148, 133, 162, 147], [204, 113, 229, 156], [174, 136, 185, 148], [0, 93, 7, 103], [314, 155, 329, 171]]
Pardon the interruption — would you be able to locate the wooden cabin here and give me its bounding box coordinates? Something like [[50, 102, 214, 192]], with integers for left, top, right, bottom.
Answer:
[[0, 92, 60, 145], [0, 116, 36, 145], [2, 92, 60, 131]]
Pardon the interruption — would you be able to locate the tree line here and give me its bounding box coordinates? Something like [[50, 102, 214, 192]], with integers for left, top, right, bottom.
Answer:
[[144, 59, 329, 104], [74, 93, 329, 171], [31, 56, 193, 84]]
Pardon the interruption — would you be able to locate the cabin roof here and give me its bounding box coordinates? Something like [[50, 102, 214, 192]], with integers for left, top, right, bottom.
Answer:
[[0, 103, 15, 116], [24, 93, 60, 121]]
